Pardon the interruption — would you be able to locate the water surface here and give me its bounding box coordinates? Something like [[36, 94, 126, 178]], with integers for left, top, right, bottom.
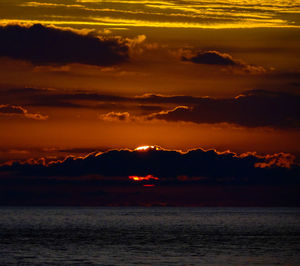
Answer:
[[0, 207, 299, 265]]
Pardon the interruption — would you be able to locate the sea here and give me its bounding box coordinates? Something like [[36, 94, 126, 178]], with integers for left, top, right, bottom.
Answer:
[[0, 207, 299, 265]]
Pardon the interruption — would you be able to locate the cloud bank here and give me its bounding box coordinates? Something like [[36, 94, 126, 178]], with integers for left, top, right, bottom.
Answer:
[[0, 23, 129, 66], [1, 146, 298, 185], [147, 90, 300, 128], [2, 88, 299, 128]]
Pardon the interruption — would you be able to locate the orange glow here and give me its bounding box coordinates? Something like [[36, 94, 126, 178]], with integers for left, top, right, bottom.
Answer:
[[129, 174, 159, 181], [135, 145, 156, 151], [143, 184, 155, 187], [1, 0, 299, 183]]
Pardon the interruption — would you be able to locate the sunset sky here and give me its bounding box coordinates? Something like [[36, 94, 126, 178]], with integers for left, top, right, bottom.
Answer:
[[0, 0, 299, 205]]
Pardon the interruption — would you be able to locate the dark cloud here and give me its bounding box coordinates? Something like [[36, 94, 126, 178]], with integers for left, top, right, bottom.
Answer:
[[0, 104, 48, 120], [135, 94, 202, 105], [1, 87, 299, 128], [0, 104, 26, 115], [1, 87, 202, 111], [138, 104, 163, 112], [1, 147, 299, 206], [0, 147, 112, 165], [57, 147, 110, 154], [0, 87, 130, 109], [182, 51, 238, 66], [0, 146, 299, 186], [0, 23, 129, 66], [148, 90, 300, 128], [181, 50, 266, 73]]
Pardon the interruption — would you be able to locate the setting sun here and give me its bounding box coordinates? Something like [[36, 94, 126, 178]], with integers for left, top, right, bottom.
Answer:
[[135, 145, 157, 151], [0, 0, 299, 264], [129, 175, 159, 181]]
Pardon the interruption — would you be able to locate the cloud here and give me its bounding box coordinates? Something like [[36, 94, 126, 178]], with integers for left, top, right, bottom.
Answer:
[[99, 111, 131, 121], [0, 146, 299, 186], [1, 146, 299, 206], [2, 87, 299, 128], [126, 34, 146, 48], [182, 51, 238, 66], [0, 23, 129, 66], [0, 146, 299, 182], [0, 87, 130, 108], [254, 153, 296, 169], [181, 50, 266, 74], [147, 90, 300, 128], [0, 104, 48, 120], [1, 87, 199, 110]]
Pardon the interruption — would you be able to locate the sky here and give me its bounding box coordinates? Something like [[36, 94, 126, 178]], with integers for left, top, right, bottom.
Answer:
[[0, 0, 299, 206]]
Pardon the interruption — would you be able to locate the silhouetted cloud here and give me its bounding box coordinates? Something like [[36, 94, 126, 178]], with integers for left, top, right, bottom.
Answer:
[[0, 87, 129, 108], [0, 146, 299, 206], [182, 51, 238, 66], [148, 90, 300, 128], [181, 50, 266, 73], [1, 87, 298, 128], [0, 146, 299, 186], [0, 104, 48, 120], [0, 23, 129, 66]]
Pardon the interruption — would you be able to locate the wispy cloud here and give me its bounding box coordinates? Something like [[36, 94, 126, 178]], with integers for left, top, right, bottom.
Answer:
[[2, 87, 299, 128], [2, 0, 299, 29]]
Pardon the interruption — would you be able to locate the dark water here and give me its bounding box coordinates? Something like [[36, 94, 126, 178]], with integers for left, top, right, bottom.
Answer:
[[0, 207, 300, 265]]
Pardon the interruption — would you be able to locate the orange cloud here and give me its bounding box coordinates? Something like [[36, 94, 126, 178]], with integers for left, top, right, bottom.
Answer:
[[99, 111, 131, 121], [255, 153, 296, 168]]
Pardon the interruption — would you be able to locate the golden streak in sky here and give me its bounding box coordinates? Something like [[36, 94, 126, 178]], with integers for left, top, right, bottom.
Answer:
[[129, 174, 159, 181]]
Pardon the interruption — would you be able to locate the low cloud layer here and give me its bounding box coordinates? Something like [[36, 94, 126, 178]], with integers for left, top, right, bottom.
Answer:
[[0, 104, 48, 120], [0, 23, 129, 66], [0, 146, 299, 185], [2, 88, 299, 128], [148, 90, 300, 128]]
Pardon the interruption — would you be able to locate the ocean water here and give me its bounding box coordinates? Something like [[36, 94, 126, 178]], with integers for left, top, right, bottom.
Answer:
[[0, 207, 299, 265]]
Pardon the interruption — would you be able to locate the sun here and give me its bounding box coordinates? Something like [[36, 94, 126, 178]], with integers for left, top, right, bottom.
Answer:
[[135, 145, 158, 151], [129, 175, 159, 181]]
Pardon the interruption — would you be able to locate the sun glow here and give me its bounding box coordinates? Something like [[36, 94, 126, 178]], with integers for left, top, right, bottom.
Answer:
[[135, 145, 156, 151], [129, 174, 159, 181]]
